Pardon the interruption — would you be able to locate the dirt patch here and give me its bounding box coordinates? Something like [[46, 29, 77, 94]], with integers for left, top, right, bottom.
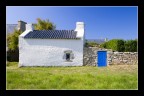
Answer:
[[107, 65, 138, 72]]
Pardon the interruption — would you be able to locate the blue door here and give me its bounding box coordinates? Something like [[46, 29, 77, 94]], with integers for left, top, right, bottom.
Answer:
[[97, 51, 107, 67]]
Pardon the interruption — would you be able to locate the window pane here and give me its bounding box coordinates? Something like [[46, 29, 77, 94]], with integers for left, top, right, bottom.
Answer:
[[66, 53, 70, 60]]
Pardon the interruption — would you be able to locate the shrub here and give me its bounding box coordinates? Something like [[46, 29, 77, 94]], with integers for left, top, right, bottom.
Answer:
[[100, 42, 107, 48], [100, 39, 137, 52], [7, 48, 19, 62], [100, 39, 125, 52], [117, 40, 125, 52], [85, 41, 99, 47], [88, 42, 98, 47], [125, 39, 137, 52], [7, 29, 22, 62], [106, 39, 125, 52]]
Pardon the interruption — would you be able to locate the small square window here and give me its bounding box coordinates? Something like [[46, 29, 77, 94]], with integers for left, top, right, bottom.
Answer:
[[66, 53, 70, 61], [63, 50, 74, 62]]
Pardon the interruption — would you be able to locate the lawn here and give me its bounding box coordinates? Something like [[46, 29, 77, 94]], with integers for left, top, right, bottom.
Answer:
[[6, 62, 138, 90]]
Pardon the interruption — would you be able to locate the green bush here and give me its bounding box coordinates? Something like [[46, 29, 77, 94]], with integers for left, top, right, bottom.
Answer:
[[7, 29, 21, 62], [100, 42, 107, 48], [100, 39, 137, 52], [88, 42, 98, 47], [105, 39, 125, 52], [84, 41, 99, 47], [106, 39, 118, 51], [117, 40, 125, 52], [7, 48, 19, 62], [125, 40, 137, 52]]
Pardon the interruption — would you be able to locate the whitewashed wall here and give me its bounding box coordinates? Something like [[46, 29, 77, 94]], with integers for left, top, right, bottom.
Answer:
[[19, 38, 83, 67]]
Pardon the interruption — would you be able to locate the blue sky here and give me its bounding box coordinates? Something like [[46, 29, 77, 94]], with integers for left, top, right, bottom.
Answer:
[[6, 6, 137, 40]]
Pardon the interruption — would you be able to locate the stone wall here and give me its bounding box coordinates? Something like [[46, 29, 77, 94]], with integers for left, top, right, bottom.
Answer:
[[108, 52, 138, 65], [83, 47, 138, 66], [83, 47, 111, 66]]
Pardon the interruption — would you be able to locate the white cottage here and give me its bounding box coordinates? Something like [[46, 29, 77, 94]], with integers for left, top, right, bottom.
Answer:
[[19, 22, 85, 67]]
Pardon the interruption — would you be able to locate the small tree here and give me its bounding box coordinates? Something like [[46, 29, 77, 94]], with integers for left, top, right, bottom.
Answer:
[[125, 39, 137, 52], [7, 29, 22, 51], [34, 18, 56, 30], [7, 29, 22, 61]]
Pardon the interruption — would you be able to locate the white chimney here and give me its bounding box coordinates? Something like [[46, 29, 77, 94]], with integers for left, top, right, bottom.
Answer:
[[26, 24, 34, 31], [75, 22, 84, 38]]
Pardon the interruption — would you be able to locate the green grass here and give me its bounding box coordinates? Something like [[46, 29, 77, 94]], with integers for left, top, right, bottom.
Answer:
[[6, 62, 138, 89]]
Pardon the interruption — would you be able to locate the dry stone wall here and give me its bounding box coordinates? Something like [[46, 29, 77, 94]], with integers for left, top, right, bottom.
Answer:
[[83, 47, 138, 66], [108, 52, 138, 65], [83, 47, 111, 66]]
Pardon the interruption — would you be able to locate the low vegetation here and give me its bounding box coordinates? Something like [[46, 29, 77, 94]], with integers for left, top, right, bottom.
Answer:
[[84, 41, 99, 47], [100, 39, 137, 52], [6, 62, 138, 89]]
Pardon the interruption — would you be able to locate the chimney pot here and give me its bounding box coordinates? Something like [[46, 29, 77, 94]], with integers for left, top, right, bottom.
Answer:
[[18, 20, 27, 32], [26, 24, 34, 31]]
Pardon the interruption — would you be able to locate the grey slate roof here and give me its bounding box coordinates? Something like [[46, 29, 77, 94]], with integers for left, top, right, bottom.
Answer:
[[6, 24, 18, 34], [24, 30, 79, 39]]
